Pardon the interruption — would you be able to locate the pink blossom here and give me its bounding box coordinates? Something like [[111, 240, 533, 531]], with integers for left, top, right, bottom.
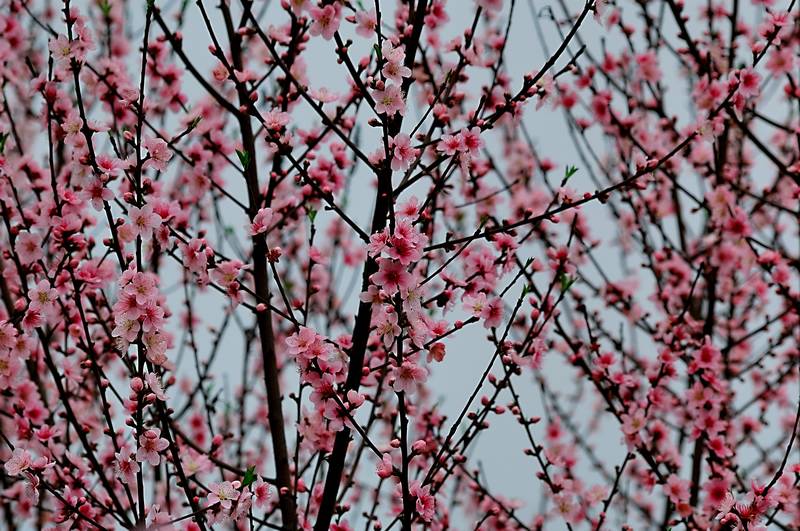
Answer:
[[136, 428, 169, 466], [355, 9, 378, 38], [264, 109, 290, 131], [437, 133, 463, 156], [143, 137, 173, 171], [207, 481, 240, 509], [663, 474, 690, 504], [376, 454, 393, 479], [249, 207, 275, 236], [251, 478, 270, 508], [737, 67, 761, 98], [381, 43, 411, 84], [371, 259, 414, 295], [373, 84, 405, 117], [375, 309, 400, 347], [309, 5, 340, 40], [15, 232, 43, 266], [389, 133, 418, 171], [127, 204, 161, 240], [82, 176, 114, 210], [391, 361, 427, 394], [48, 34, 73, 64], [115, 448, 140, 484], [3, 448, 32, 476], [409, 481, 436, 522]]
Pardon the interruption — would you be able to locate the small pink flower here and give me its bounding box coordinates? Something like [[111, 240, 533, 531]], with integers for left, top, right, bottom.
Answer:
[[389, 133, 418, 171], [355, 9, 378, 38], [409, 481, 436, 522], [249, 207, 275, 236], [0, 351, 22, 391], [3, 448, 32, 476], [381, 43, 411, 84], [143, 137, 173, 171], [115, 448, 140, 484], [264, 109, 290, 131], [375, 309, 400, 348], [376, 454, 393, 479], [207, 481, 240, 510], [21, 308, 44, 332], [371, 259, 414, 295], [286, 326, 327, 360], [82, 176, 114, 210], [251, 478, 270, 508], [145, 372, 168, 401], [663, 474, 690, 504], [373, 84, 405, 117], [737, 67, 761, 99], [391, 361, 427, 395], [48, 34, 73, 64], [437, 133, 463, 156], [96, 154, 123, 176], [459, 127, 483, 155], [128, 204, 161, 240], [309, 5, 340, 40], [15, 232, 43, 266], [136, 428, 169, 466]]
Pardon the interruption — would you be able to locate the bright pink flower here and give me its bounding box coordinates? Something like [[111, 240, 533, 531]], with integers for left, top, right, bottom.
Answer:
[[207, 481, 240, 509], [309, 5, 340, 40], [391, 361, 427, 394], [115, 448, 140, 484], [286, 326, 327, 360], [82, 176, 114, 210], [381, 43, 411, 84], [375, 309, 400, 347], [136, 428, 169, 466], [3, 448, 32, 476], [251, 478, 270, 508], [249, 207, 275, 236], [371, 259, 414, 295], [145, 372, 168, 401], [737, 67, 761, 98], [264, 109, 290, 131], [128, 204, 161, 240], [409, 481, 436, 522], [663, 474, 690, 504], [459, 127, 483, 154], [48, 34, 73, 64], [143, 137, 173, 171], [373, 84, 405, 117], [376, 454, 393, 479], [389, 133, 418, 171], [437, 133, 463, 156]]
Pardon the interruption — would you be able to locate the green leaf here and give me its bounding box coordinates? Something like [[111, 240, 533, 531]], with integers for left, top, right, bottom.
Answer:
[[236, 149, 251, 169], [564, 165, 579, 182], [189, 116, 203, 130], [99, 1, 112, 17], [0, 132, 8, 155], [559, 273, 577, 292], [242, 465, 257, 488], [307, 208, 317, 223]]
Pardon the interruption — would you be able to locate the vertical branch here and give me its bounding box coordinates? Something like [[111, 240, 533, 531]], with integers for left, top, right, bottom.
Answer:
[[217, 2, 298, 527]]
